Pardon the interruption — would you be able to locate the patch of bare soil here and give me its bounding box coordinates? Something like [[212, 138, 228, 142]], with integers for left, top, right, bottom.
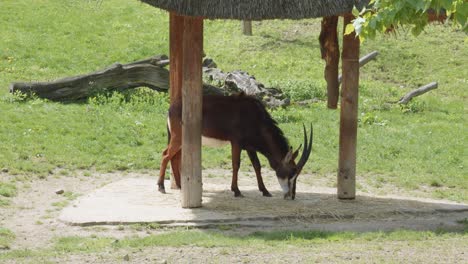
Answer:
[[1, 169, 467, 263]]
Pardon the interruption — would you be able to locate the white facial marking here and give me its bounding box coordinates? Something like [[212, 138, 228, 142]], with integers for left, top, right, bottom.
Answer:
[[278, 178, 289, 194]]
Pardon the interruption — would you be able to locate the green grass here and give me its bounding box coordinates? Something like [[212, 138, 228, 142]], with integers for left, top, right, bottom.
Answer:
[[0, 182, 16, 198], [110, 229, 467, 248], [0, 229, 466, 260], [0, 0, 466, 201], [0, 182, 16, 207], [0, 199, 10, 207], [0, 228, 15, 249]]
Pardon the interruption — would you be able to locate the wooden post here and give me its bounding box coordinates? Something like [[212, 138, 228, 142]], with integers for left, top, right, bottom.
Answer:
[[181, 16, 204, 208], [242, 20, 252, 36], [319, 16, 340, 109], [169, 12, 184, 189], [338, 51, 378, 83], [338, 14, 360, 199]]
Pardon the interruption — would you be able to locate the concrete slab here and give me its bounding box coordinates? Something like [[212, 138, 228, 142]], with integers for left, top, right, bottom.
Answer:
[[59, 177, 468, 226]]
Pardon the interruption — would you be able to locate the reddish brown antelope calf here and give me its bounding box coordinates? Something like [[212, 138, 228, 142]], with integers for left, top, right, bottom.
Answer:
[[158, 93, 312, 200]]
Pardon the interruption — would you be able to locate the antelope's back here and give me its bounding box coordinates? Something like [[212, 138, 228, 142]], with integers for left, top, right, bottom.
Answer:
[[201, 94, 271, 144]]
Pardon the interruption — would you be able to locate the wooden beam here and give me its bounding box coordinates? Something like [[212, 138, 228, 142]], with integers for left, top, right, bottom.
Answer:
[[181, 16, 204, 208], [242, 20, 253, 36], [319, 16, 340, 109], [338, 14, 360, 200], [169, 12, 184, 189]]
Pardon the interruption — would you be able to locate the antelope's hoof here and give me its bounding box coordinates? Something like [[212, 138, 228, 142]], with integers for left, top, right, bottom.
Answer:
[[262, 191, 272, 197], [158, 185, 166, 194], [234, 191, 243, 198]]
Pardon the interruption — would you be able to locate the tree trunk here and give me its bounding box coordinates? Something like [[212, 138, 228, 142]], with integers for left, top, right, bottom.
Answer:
[[319, 16, 340, 109]]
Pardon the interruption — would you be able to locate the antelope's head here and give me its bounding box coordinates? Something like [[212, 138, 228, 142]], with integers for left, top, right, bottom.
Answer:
[[275, 124, 313, 200]]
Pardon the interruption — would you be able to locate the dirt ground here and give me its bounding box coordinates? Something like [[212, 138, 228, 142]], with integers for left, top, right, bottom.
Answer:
[[1, 169, 467, 263]]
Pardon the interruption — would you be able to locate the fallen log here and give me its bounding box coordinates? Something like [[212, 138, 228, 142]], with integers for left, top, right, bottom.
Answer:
[[9, 55, 226, 101], [10, 55, 170, 100], [398, 82, 438, 104], [10, 63, 170, 101], [338, 51, 379, 83], [9, 55, 287, 107]]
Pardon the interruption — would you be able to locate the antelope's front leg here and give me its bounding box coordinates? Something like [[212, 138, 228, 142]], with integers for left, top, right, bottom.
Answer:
[[230, 143, 243, 197], [247, 150, 272, 197]]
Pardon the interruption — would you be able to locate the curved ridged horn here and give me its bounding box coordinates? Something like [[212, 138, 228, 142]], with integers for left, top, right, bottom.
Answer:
[[286, 124, 312, 200], [294, 124, 313, 178]]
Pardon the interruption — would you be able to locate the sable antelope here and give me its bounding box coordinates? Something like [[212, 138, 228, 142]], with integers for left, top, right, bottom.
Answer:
[[158, 93, 312, 199]]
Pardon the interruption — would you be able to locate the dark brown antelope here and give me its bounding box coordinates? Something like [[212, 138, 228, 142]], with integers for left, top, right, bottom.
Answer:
[[158, 93, 312, 200]]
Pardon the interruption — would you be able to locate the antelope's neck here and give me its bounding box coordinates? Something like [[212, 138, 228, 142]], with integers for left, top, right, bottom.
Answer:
[[262, 133, 289, 171]]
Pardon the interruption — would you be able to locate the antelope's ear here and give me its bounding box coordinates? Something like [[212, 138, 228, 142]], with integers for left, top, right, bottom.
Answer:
[[292, 144, 302, 161], [283, 147, 293, 164], [292, 149, 299, 161]]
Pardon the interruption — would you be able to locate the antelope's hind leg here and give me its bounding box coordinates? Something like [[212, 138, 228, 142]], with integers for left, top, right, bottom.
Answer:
[[247, 150, 272, 197], [158, 143, 181, 193], [159, 112, 182, 193], [158, 148, 170, 193], [170, 151, 181, 189], [230, 143, 243, 197]]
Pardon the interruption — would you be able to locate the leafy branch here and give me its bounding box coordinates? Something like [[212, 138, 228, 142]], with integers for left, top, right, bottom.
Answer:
[[346, 0, 467, 40]]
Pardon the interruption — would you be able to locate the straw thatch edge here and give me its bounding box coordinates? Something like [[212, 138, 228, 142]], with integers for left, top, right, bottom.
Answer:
[[140, 0, 369, 20]]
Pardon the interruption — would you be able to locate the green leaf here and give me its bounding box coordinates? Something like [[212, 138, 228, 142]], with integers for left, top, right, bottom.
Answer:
[[344, 23, 355, 35], [352, 6, 360, 17], [411, 25, 423, 36], [407, 0, 419, 10], [457, 1, 468, 17], [360, 7, 367, 15], [369, 17, 377, 29], [439, 0, 454, 10]]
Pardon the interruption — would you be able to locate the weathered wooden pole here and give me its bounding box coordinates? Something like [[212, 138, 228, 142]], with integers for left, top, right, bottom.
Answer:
[[338, 14, 360, 199], [168, 12, 185, 189], [242, 20, 253, 35], [319, 16, 340, 109], [181, 16, 204, 208]]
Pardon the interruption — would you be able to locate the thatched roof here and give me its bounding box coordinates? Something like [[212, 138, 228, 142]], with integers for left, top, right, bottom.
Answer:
[[140, 0, 369, 20]]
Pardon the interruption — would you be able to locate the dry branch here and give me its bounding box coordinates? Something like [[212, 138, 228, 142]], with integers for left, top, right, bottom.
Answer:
[[338, 51, 379, 83], [398, 82, 438, 104]]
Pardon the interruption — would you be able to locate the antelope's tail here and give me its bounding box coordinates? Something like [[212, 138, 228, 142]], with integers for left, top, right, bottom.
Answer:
[[166, 122, 171, 144]]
